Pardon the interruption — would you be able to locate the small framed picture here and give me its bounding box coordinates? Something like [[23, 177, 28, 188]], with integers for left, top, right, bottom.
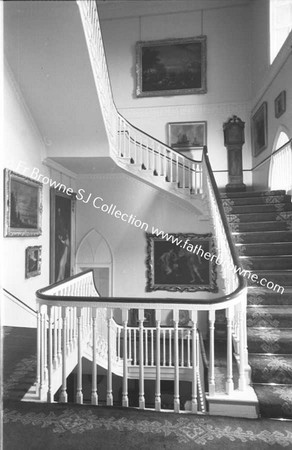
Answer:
[[168, 121, 207, 150], [274, 90, 286, 119], [251, 102, 268, 157], [25, 246, 42, 278], [4, 169, 43, 237]]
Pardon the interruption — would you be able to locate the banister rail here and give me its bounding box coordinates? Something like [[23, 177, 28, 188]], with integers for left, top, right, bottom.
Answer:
[[202, 146, 246, 294]]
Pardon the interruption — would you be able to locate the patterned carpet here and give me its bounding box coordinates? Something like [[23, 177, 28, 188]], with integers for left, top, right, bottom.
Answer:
[[222, 189, 292, 419], [3, 400, 292, 449], [3, 326, 292, 449]]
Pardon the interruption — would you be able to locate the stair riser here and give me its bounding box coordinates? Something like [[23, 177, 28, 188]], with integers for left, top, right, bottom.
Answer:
[[237, 243, 292, 256], [233, 231, 292, 244], [251, 368, 292, 384], [241, 258, 292, 270], [228, 212, 292, 222], [247, 339, 292, 354], [232, 222, 289, 232], [247, 291, 292, 306], [247, 273, 292, 286], [222, 194, 291, 206], [225, 204, 292, 214], [247, 313, 292, 328]]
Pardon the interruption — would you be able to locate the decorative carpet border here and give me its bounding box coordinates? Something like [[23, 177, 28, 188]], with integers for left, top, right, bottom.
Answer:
[[3, 408, 292, 446]]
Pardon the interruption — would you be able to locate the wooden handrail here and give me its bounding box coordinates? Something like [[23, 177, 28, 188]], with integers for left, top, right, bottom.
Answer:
[[202, 146, 246, 292]]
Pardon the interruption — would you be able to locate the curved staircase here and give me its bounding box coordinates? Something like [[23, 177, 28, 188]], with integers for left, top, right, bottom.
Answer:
[[222, 189, 292, 419]]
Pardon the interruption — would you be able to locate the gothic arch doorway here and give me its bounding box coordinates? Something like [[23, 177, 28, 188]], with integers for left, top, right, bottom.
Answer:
[[76, 229, 113, 296], [269, 128, 291, 193]]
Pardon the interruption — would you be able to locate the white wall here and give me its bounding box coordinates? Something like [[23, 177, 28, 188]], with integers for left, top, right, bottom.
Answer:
[[1, 64, 75, 326], [250, 1, 292, 189], [99, 1, 253, 187]]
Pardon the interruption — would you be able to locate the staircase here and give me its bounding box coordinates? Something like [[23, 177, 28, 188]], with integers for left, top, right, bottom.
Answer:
[[222, 189, 292, 419]]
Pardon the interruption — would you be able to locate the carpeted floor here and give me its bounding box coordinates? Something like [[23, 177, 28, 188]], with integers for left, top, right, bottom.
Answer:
[[3, 326, 292, 449], [3, 399, 292, 450]]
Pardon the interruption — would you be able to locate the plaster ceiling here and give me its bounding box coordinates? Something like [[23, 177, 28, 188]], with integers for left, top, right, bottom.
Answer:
[[4, 0, 109, 164]]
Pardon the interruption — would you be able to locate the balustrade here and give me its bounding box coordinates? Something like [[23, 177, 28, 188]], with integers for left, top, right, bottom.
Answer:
[[35, 269, 248, 413]]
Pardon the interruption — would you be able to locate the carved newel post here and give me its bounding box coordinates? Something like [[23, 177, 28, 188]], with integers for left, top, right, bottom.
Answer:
[[223, 115, 246, 192]]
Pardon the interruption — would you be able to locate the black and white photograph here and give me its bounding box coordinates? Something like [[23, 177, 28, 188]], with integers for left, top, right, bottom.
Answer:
[[2, 1, 292, 449]]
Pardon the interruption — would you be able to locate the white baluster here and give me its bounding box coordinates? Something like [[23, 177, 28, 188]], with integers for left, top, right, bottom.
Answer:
[[47, 306, 53, 403], [187, 329, 191, 368], [176, 153, 179, 184], [36, 306, 41, 393], [91, 308, 98, 405], [173, 310, 180, 413], [145, 328, 148, 366], [106, 309, 113, 405], [155, 310, 161, 411], [191, 310, 198, 413], [225, 306, 234, 394], [162, 329, 166, 366], [238, 303, 246, 391], [169, 329, 172, 366], [151, 329, 154, 366], [128, 328, 132, 362], [57, 307, 62, 365], [208, 310, 216, 397], [133, 328, 137, 365], [138, 309, 145, 409], [60, 306, 68, 403], [53, 307, 58, 369], [76, 307, 83, 404], [122, 309, 129, 407], [181, 329, 184, 367]]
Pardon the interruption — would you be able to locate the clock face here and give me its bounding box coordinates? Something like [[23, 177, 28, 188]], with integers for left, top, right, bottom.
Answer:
[[227, 124, 242, 144]]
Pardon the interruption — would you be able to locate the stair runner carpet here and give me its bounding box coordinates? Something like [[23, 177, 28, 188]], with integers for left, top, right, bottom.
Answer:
[[221, 189, 292, 419]]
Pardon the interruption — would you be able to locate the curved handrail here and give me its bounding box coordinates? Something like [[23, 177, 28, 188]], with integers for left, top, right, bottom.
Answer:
[[36, 270, 245, 309], [202, 146, 246, 292], [77, 0, 202, 173], [117, 117, 202, 165]]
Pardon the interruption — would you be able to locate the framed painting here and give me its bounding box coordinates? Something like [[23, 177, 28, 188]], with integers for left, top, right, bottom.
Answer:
[[146, 233, 218, 292], [50, 189, 76, 284], [25, 246, 42, 278], [168, 121, 207, 150], [251, 102, 268, 157], [274, 90, 286, 119], [136, 36, 207, 97], [4, 169, 42, 237]]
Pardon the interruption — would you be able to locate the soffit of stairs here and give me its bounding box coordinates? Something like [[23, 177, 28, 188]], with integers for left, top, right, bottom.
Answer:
[[47, 156, 124, 175], [4, 1, 108, 159], [96, 0, 252, 20], [97, 0, 252, 20]]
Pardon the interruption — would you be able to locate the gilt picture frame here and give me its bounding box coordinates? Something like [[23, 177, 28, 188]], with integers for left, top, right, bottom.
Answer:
[[3, 169, 43, 237], [136, 36, 207, 97], [251, 102, 268, 157], [25, 246, 42, 279], [50, 189, 76, 284], [168, 121, 207, 150], [274, 90, 286, 119], [146, 233, 218, 292]]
